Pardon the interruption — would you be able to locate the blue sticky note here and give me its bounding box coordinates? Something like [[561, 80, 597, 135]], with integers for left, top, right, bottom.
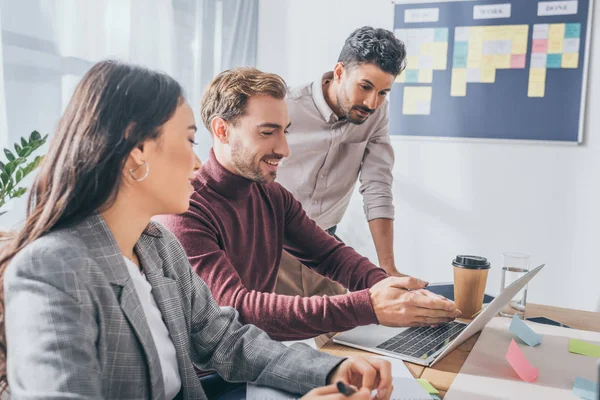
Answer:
[[547, 54, 562, 68], [510, 315, 542, 346], [454, 42, 469, 57], [453, 54, 467, 68], [572, 376, 598, 400], [434, 28, 448, 42], [430, 396, 441, 400], [405, 70, 419, 83], [565, 23, 581, 39]]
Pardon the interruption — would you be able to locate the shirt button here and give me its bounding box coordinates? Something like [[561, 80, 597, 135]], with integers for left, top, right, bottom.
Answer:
[[312, 200, 319, 204]]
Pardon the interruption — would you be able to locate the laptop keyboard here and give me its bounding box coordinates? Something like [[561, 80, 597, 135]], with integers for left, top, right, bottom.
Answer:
[[376, 321, 467, 360]]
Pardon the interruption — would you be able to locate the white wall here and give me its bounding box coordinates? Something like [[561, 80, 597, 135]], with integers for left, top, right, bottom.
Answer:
[[257, 0, 600, 312]]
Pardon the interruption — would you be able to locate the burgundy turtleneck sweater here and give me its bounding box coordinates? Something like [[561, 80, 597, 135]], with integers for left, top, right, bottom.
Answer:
[[155, 150, 388, 340]]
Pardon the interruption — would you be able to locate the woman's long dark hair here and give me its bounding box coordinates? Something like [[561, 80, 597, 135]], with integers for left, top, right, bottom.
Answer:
[[0, 60, 184, 391]]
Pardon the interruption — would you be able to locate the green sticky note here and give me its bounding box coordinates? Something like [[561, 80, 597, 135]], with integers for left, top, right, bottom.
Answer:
[[417, 378, 439, 394], [569, 338, 600, 358]]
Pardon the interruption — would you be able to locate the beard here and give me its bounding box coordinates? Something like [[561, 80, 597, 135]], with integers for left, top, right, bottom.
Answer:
[[230, 137, 279, 184], [337, 87, 374, 125]]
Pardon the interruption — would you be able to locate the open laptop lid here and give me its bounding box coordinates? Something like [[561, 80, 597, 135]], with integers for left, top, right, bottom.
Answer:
[[430, 264, 545, 366]]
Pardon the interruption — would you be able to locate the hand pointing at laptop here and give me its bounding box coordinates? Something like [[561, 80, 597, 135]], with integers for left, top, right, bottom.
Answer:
[[369, 277, 462, 326]]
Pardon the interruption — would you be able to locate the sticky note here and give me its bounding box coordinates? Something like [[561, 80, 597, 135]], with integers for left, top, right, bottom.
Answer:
[[431, 42, 448, 69], [549, 23, 566, 39], [510, 315, 542, 346], [395, 73, 406, 83], [406, 56, 420, 70], [506, 339, 539, 382], [417, 379, 439, 394], [481, 66, 496, 83], [563, 38, 580, 54], [565, 23, 581, 39], [572, 377, 599, 400], [451, 68, 467, 97], [466, 68, 481, 83], [403, 87, 432, 115], [510, 54, 526, 69], [562, 53, 579, 68], [531, 53, 548, 68], [420, 42, 433, 56], [418, 69, 433, 83], [430, 396, 441, 400], [528, 82, 545, 98], [420, 55, 434, 69], [415, 100, 431, 115], [405, 70, 419, 83], [494, 54, 511, 69], [532, 39, 548, 54], [454, 42, 469, 57], [455, 27, 470, 42], [434, 28, 448, 42], [529, 68, 546, 83], [547, 54, 562, 68], [569, 338, 600, 358], [548, 24, 565, 53], [533, 24, 549, 40], [512, 38, 528, 55]]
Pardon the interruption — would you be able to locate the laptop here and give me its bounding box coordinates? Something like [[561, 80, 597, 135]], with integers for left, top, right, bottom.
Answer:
[[334, 264, 545, 367]]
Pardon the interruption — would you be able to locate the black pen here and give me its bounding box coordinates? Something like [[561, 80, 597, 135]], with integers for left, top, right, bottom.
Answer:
[[336, 381, 356, 397]]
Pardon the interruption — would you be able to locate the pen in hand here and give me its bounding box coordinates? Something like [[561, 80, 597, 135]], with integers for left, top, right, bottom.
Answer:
[[336, 381, 357, 397]]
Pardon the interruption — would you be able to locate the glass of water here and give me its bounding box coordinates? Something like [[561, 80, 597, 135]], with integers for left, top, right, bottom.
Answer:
[[499, 252, 531, 319]]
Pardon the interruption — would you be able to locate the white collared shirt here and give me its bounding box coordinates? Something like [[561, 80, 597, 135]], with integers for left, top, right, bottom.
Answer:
[[276, 72, 395, 230], [123, 257, 181, 400]]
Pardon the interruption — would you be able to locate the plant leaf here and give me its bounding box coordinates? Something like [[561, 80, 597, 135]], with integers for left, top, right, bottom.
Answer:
[[0, 161, 4, 173], [21, 137, 27, 148], [0, 211, 6, 217], [15, 169, 23, 183], [11, 187, 27, 199], [3, 149, 14, 162], [0, 171, 8, 185], [14, 143, 22, 157], [4, 162, 14, 176], [30, 130, 41, 142]]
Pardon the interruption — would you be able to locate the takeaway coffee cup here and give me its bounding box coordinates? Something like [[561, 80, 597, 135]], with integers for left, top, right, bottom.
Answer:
[[453, 255, 491, 319]]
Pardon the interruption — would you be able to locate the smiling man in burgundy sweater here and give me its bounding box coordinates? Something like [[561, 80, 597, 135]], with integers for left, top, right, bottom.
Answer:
[[155, 68, 460, 341]]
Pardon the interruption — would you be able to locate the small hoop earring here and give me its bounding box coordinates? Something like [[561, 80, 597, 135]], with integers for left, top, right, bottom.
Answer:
[[129, 161, 149, 182]]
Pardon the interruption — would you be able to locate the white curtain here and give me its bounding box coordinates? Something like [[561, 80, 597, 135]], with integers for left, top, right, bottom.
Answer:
[[0, 0, 258, 229]]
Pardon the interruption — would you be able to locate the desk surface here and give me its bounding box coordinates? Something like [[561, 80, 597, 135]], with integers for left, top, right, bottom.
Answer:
[[319, 304, 600, 398]]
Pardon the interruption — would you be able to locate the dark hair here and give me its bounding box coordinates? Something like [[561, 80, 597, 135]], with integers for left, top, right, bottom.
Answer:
[[338, 26, 407, 76], [200, 67, 287, 133], [0, 60, 184, 392]]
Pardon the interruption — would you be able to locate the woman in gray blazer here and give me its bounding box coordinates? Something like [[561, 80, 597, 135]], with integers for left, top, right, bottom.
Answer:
[[0, 61, 391, 400]]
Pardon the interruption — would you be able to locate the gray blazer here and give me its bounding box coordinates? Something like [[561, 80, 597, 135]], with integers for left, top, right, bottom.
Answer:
[[4, 213, 343, 399]]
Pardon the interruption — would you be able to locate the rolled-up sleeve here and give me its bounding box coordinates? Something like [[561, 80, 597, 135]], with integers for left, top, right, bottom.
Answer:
[[359, 104, 395, 221]]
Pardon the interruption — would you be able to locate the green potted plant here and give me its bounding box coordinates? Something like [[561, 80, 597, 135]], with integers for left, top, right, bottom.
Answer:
[[0, 130, 48, 240]]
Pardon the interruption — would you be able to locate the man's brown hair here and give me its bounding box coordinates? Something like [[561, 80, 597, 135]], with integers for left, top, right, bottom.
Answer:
[[200, 67, 287, 133]]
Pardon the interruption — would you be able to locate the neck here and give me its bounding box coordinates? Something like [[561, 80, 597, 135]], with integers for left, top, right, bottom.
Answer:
[[213, 144, 242, 177], [324, 78, 344, 118], [100, 191, 151, 260]]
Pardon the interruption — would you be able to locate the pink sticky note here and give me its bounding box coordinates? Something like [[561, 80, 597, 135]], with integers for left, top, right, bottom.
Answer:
[[506, 339, 538, 382], [532, 39, 548, 53], [511, 54, 526, 68]]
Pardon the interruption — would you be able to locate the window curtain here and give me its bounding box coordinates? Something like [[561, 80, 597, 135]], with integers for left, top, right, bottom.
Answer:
[[0, 0, 258, 229]]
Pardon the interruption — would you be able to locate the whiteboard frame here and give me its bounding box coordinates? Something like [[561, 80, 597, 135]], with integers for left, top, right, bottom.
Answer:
[[390, 0, 595, 145]]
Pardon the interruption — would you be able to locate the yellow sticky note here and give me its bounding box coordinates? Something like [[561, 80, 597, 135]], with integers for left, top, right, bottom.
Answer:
[[431, 42, 448, 70], [482, 55, 495, 67], [569, 338, 600, 358], [469, 26, 484, 42], [417, 379, 439, 394], [403, 86, 432, 115], [406, 56, 420, 70], [483, 26, 502, 41], [395, 73, 406, 83], [529, 68, 546, 83], [548, 24, 565, 53], [562, 53, 579, 68], [494, 54, 511, 69], [512, 25, 529, 37], [481, 67, 496, 83], [451, 68, 467, 97], [420, 42, 433, 56], [512, 38, 528, 54], [528, 82, 545, 98], [418, 69, 433, 83]]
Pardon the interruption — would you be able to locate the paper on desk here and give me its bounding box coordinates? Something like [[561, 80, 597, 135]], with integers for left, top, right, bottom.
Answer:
[[510, 315, 542, 346], [247, 355, 431, 400], [444, 317, 600, 400], [570, 338, 600, 358], [572, 376, 599, 400], [506, 339, 539, 382]]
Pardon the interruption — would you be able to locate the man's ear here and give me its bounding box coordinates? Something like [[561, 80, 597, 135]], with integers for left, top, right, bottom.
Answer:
[[333, 62, 345, 82], [211, 117, 229, 144]]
